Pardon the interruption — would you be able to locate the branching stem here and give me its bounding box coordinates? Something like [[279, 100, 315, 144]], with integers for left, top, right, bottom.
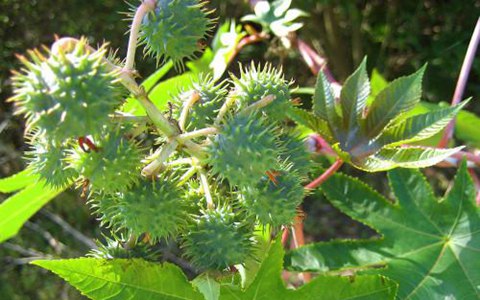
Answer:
[[176, 127, 218, 142], [51, 37, 207, 160], [142, 141, 178, 176]]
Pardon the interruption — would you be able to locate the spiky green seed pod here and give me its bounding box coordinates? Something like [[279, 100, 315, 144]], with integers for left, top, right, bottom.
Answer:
[[241, 170, 304, 227], [207, 113, 279, 187], [26, 134, 78, 188], [10, 39, 122, 142], [88, 235, 160, 261], [183, 206, 252, 270], [231, 63, 292, 120], [278, 131, 311, 177], [139, 0, 215, 68], [91, 176, 188, 241], [173, 75, 227, 131], [69, 128, 144, 194]]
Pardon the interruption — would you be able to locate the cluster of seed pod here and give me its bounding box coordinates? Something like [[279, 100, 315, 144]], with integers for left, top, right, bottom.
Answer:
[[10, 0, 311, 272]]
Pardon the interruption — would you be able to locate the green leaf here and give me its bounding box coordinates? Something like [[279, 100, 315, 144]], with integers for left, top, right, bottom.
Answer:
[[312, 71, 336, 124], [0, 182, 64, 243], [368, 69, 388, 105], [221, 239, 397, 299], [456, 108, 480, 147], [286, 162, 480, 299], [186, 48, 214, 75], [273, 0, 292, 16], [238, 225, 273, 289], [192, 274, 220, 300], [340, 57, 370, 147], [209, 20, 245, 81], [378, 101, 468, 148], [0, 169, 38, 193], [295, 275, 397, 300], [288, 107, 333, 142], [284, 9, 308, 22], [32, 258, 204, 300], [407, 100, 480, 148], [355, 146, 463, 172], [143, 60, 174, 93], [365, 66, 426, 139]]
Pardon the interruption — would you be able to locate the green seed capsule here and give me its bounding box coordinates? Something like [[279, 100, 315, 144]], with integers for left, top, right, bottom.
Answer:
[[10, 39, 122, 142], [182, 206, 253, 270]]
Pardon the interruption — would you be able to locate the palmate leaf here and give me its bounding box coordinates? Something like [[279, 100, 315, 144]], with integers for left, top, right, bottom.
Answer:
[[32, 258, 204, 300], [286, 162, 480, 299], [34, 241, 397, 300], [354, 146, 463, 172], [221, 239, 398, 300]]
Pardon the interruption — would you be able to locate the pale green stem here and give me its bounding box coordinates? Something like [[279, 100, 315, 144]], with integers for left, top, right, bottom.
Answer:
[[177, 166, 197, 186], [178, 91, 201, 131], [239, 94, 276, 115], [199, 169, 214, 209], [124, 0, 156, 71], [111, 113, 149, 123], [176, 127, 218, 143], [214, 96, 236, 126], [142, 140, 178, 177], [165, 157, 194, 167]]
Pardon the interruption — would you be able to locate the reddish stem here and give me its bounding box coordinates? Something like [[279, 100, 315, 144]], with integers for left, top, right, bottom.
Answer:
[[296, 38, 329, 78], [291, 214, 312, 282], [309, 134, 336, 156], [281, 226, 290, 245], [305, 159, 344, 190], [438, 17, 480, 148], [452, 150, 480, 167], [227, 33, 266, 65], [282, 159, 343, 284]]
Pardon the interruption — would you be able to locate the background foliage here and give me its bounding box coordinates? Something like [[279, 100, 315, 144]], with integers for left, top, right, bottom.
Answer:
[[0, 0, 479, 299]]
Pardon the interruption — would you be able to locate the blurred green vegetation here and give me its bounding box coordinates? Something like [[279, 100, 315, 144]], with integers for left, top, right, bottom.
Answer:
[[295, 0, 480, 102], [0, 0, 478, 299]]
